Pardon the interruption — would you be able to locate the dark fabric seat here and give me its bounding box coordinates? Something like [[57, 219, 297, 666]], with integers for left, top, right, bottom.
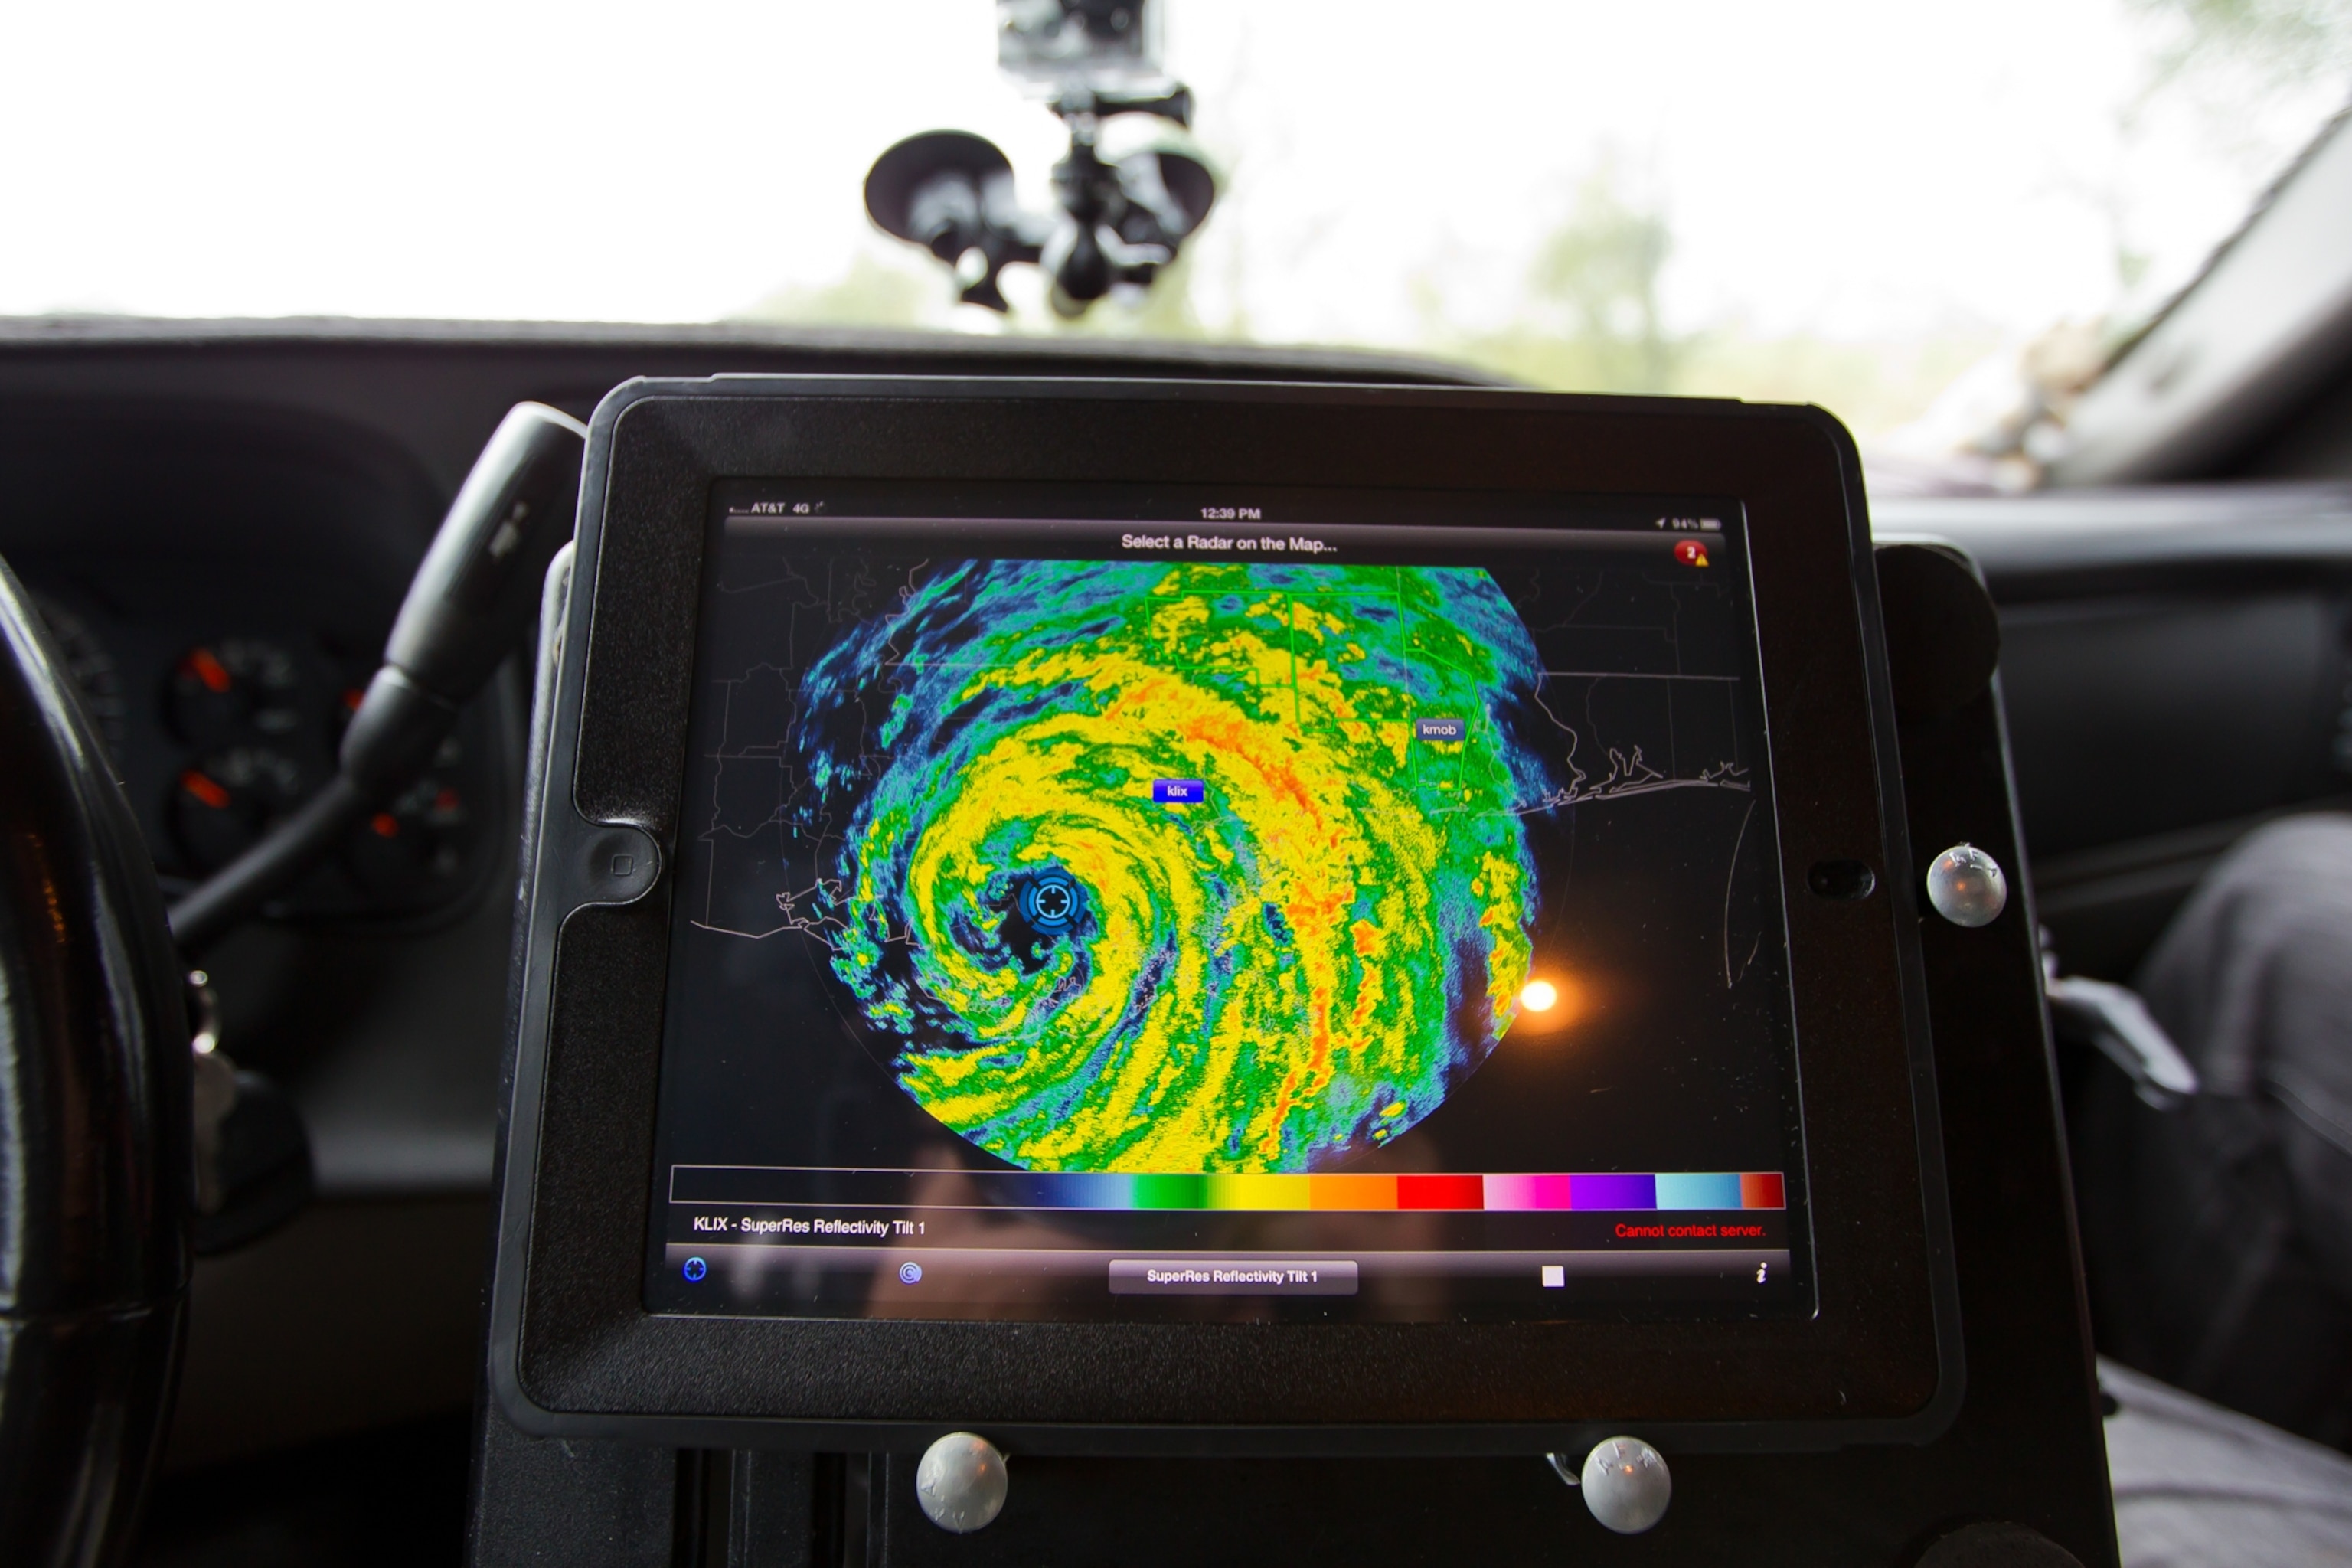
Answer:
[[2103, 1357, 2352, 1564]]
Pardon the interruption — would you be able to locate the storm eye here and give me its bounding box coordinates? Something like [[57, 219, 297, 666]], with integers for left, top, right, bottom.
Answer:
[[1019, 872, 1080, 933]]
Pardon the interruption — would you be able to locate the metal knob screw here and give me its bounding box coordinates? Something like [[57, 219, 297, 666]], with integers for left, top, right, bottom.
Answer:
[[915, 1431, 1008, 1534], [1548, 1435, 1672, 1534], [1926, 843, 2007, 928]]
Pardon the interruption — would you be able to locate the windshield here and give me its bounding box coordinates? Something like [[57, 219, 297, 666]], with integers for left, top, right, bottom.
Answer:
[[6, 2, 2347, 465]]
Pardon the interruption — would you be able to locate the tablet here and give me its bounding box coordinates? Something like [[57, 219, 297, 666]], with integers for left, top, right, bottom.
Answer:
[[490, 378, 1958, 1451]]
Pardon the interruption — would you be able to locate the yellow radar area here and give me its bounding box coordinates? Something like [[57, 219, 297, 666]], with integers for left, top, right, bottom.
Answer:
[[794, 560, 1557, 1173]]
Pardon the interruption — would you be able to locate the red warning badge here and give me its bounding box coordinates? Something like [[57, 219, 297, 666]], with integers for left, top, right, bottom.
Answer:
[[1673, 538, 1710, 567]]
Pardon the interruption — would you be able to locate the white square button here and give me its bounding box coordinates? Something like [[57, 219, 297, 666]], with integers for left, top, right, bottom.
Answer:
[[1540, 1264, 1565, 1289]]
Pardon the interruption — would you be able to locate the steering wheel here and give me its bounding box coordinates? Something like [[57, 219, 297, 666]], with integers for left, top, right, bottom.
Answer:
[[0, 558, 191, 1567]]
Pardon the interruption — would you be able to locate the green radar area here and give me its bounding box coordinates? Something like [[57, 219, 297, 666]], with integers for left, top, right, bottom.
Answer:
[[784, 560, 1553, 1175]]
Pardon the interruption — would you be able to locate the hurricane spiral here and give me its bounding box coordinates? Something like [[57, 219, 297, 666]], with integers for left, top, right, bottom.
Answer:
[[793, 560, 1553, 1173]]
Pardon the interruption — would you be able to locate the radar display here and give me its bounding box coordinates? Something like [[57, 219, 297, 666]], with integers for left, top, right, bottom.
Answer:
[[684, 528, 1756, 1176]]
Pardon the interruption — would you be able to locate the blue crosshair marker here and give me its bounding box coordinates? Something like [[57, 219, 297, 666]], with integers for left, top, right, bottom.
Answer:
[[1019, 873, 1079, 933], [683, 1256, 707, 1282]]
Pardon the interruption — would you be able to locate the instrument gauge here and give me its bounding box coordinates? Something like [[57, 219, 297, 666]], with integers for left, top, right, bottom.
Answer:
[[347, 756, 474, 898], [170, 637, 305, 748], [29, 595, 128, 760], [172, 745, 312, 874]]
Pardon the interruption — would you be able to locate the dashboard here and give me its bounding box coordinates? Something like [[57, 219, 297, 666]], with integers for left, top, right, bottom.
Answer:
[[1, 318, 2346, 1468], [15, 491, 507, 926]]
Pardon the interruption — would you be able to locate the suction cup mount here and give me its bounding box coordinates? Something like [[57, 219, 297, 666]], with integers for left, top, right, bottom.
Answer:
[[861, 1, 1215, 318], [864, 131, 1047, 312]]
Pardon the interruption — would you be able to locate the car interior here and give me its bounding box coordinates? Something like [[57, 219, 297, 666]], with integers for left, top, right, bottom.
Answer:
[[7, 5, 2352, 1566]]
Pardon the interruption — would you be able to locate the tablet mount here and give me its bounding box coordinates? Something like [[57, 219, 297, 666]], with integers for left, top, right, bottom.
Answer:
[[864, 1, 1215, 318], [466, 525, 2117, 1566]]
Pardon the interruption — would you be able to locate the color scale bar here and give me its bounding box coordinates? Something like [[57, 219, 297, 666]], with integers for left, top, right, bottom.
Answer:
[[995, 1171, 1786, 1213]]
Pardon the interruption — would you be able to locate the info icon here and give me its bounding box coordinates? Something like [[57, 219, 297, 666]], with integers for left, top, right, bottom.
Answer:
[[1672, 538, 1710, 568], [683, 1256, 708, 1282], [900, 1261, 924, 1285]]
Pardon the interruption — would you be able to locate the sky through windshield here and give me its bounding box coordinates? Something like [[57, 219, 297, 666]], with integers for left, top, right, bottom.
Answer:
[[3, 2, 2347, 449]]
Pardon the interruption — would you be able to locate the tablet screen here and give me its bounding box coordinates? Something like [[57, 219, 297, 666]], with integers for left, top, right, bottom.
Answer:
[[642, 482, 1809, 1323]]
